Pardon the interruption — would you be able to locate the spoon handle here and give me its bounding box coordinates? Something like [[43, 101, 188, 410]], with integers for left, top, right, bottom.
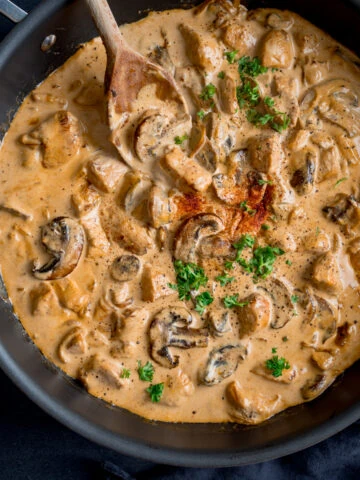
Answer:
[[85, 0, 122, 63]]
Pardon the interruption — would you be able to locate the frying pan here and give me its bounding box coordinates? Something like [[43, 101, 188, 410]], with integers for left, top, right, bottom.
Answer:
[[1, 0, 360, 467]]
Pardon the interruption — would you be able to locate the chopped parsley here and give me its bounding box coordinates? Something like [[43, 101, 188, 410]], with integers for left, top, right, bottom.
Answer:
[[238, 56, 268, 79], [261, 224, 270, 231], [291, 295, 299, 304], [233, 234, 256, 254], [120, 368, 131, 379], [218, 71, 225, 79], [246, 108, 290, 132], [237, 245, 285, 280], [285, 259, 292, 266], [137, 360, 154, 382], [258, 178, 273, 186], [199, 83, 216, 101], [195, 291, 214, 315], [216, 272, 235, 287], [225, 50, 238, 64], [264, 96, 275, 107], [265, 354, 290, 378], [335, 177, 348, 187], [223, 294, 249, 309], [236, 82, 260, 108], [174, 134, 188, 145], [272, 347, 277, 354], [146, 383, 164, 402], [282, 336, 289, 342], [169, 260, 208, 301], [197, 110, 206, 120], [239, 200, 256, 215]]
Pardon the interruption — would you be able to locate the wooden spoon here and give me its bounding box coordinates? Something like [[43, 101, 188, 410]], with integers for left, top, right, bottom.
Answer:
[[86, 0, 189, 167]]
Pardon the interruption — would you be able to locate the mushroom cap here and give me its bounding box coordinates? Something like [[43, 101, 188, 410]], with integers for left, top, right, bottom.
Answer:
[[33, 216, 84, 280], [173, 213, 225, 262]]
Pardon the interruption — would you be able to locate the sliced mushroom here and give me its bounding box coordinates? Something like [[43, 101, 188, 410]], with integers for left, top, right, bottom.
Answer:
[[290, 150, 316, 196], [227, 380, 282, 424], [134, 112, 170, 163], [148, 44, 175, 76], [348, 237, 360, 278], [311, 350, 335, 370], [198, 236, 232, 258], [58, 326, 87, 363], [196, 139, 217, 173], [173, 213, 224, 262], [33, 217, 84, 280], [301, 373, 334, 400], [335, 321, 357, 347], [201, 344, 247, 386], [205, 112, 236, 163], [323, 194, 360, 230], [120, 170, 152, 213], [207, 309, 232, 337], [110, 255, 141, 282], [149, 306, 208, 368]]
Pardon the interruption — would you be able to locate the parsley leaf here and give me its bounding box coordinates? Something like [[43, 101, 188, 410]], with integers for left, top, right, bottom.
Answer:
[[146, 383, 164, 402], [195, 291, 214, 315], [170, 260, 208, 301], [174, 134, 188, 145], [265, 355, 290, 378], [197, 110, 206, 120], [272, 347, 277, 354], [233, 234, 255, 254], [218, 71, 225, 79], [285, 259, 292, 266], [225, 50, 238, 64], [261, 224, 270, 230], [258, 178, 273, 185], [199, 83, 216, 101], [223, 294, 249, 308], [238, 56, 268, 78], [236, 82, 260, 108], [335, 177, 348, 187], [264, 96, 275, 107], [120, 368, 131, 379], [238, 245, 285, 280], [216, 272, 235, 287], [137, 360, 154, 382], [291, 295, 299, 304], [239, 200, 256, 215]]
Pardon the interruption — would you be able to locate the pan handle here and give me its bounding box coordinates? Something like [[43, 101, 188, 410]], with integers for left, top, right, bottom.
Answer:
[[0, 0, 27, 23]]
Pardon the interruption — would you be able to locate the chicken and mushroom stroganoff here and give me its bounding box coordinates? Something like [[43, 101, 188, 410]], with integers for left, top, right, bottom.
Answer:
[[1, 0, 360, 424]]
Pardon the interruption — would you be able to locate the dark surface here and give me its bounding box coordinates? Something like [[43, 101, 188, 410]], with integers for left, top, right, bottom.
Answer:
[[1, 0, 360, 477]]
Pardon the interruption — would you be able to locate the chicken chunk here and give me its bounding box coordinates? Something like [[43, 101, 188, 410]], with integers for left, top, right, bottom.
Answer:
[[272, 75, 299, 127], [58, 326, 87, 363], [22, 111, 83, 168], [236, 293, 272, 338], [81, 210, 110, 257], [54, 278, 90, 316], [160, 369, 195, 407], [311, 252, 343, 294], [114, 308, 149, 357], [248, 134, 284, 174], [222, 23, 257, 55], [29, 283, 60, 316], [79, 355, 128, 390], [251, 363, 297, 384], [179, 24, 221, 72], [348, 237, 360, 279], [302, 232, 331, 254], [87, 154, 128, 192], [109, 208, 154, 255], [71, 183, 101, 217], [311, 350, 335, 370], [218, 74, 237, 115], [163, 147, 212, 192], [227, 380, 282, 424], [260, 30, 293, 69], [141, 264, 174, 302]]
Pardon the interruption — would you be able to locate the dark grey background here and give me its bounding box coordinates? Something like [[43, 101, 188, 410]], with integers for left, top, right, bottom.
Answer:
[[1, 1, 360, 479]]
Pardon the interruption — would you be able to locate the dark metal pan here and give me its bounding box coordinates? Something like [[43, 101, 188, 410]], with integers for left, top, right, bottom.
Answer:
[[1, 0, 360, 467]]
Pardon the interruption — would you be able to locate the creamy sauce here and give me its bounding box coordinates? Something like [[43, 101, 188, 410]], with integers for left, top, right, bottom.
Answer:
[[1, 0, 360, 424]]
